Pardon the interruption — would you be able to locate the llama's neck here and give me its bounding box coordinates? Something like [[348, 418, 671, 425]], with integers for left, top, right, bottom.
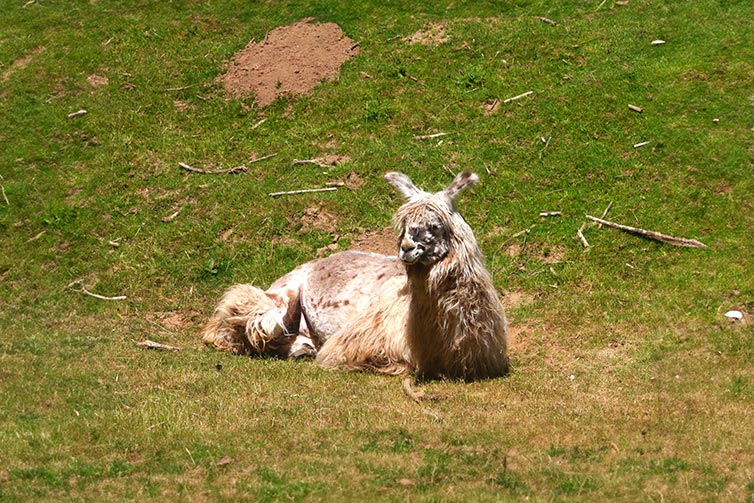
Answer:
[[405, 243, 493, 345], [404, 240, 507, 379]]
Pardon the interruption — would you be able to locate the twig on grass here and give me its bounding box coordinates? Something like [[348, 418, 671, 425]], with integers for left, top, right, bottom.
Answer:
[[512, 227, 533, 239], [67, 109, 88, 118], [134, 340, 181, 352], [66, 281, 127, 301], [540, 17, 557, 26], [633, 141, 651, 148], [598, 201, 613, 227], [539, 136, 552, 158], [251, 118, 267, 130], [586, 215, 708, 248], [81, 288, 127, 301], [178, 154, 277, 175], [248, 153, 278, 163], [539, 211, 561, 217], [577, 223, 590, 248], [179, 162, 247, 174], [162, 208, 181, 222], [269, 187, 338, 198], [164, 84, 196, 92], [65, 278, 126, 299], [1, 184, 7, 206], [292, 158, 330, 168], [27, 230, 46, 242], [503, 90, 533, 103], [628, 104, 644, 113], [413, 132, 451, 141]]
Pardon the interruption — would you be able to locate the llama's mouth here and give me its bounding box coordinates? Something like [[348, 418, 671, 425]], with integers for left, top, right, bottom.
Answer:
[[399, 249, 422, 265]]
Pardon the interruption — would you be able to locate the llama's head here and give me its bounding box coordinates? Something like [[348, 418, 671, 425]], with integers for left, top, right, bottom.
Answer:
[[385, 171, 479, 266]]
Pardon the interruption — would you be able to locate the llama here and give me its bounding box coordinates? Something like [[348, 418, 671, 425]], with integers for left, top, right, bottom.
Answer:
[[201, 171, 509, 380]]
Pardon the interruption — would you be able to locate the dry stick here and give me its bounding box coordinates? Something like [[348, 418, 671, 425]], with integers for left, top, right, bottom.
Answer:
[[178, 154, 277, 175], [269, 187, 338, 198], [0, 184, 7, 206], [79, 288, 127, 301], [539, 211, 561, 217], [599, 201, 613, 220], [134, 340, 180, 351], [402, 378, 426, 404], [628, 104, 644, 113], [577, 223, 590, 248], [539, 136, 552, 158], [248, 153, 278, 164], [598, 201, 613, 229], [251, 118, 267, 130], [67, 109, 87, 118], [179, 162, 247, 174], [27, 230, 46, 242], [503, 90, 533, 103], [633, 141, 651, 148], [586, 215, 708, 248], [512, 227, 533, 239], [292, 158, 329, 167], [162, 209, 181, 223], [164, 84, 196, 92], [540, 16, 557, 26], [413, 132, 451, 141]]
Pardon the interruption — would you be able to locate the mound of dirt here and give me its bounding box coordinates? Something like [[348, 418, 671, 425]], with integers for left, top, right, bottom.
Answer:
[[217, 18, 359, 107]]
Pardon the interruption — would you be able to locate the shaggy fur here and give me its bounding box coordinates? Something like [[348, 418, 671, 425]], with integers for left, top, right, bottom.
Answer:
[[201, 171, 509, 380]]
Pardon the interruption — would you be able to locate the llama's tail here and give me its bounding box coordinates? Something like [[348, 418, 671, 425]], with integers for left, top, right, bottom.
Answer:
[[201, 284, 287, 355]]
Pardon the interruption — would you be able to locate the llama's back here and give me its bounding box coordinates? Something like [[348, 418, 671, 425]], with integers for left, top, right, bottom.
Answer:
[[297, 251, 406, 343]]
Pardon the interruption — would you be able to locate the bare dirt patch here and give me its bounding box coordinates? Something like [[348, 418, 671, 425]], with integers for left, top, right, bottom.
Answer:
[[501, 289, 537, 310], [349, 226, 397, 256], [297, 204, 338, 234], [2, 47, 44, 82], [342, 171, 364, 189], [217, 18, 359, 107]]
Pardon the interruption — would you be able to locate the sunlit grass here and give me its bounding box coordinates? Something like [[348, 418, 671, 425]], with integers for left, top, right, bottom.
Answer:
[[1, 0, 753, 501]]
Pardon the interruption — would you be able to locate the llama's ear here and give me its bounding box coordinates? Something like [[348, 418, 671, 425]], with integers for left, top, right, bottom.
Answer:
[[385, 172, 422, 200], [444, 170, 479, 205]]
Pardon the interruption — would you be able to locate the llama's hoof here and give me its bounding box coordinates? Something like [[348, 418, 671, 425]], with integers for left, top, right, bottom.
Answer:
[[288, 335, 317, 360]]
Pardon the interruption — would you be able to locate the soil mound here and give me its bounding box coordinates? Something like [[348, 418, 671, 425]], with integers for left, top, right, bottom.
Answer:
[[218, 18, 359, 107]]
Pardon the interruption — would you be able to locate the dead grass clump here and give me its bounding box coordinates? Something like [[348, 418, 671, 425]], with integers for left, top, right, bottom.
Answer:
[[403, 22, 451, 46]]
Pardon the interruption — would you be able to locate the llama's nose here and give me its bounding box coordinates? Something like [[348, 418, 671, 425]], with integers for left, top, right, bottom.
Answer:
[[399, 239, 423, 264], [400, 238, 418, 254]]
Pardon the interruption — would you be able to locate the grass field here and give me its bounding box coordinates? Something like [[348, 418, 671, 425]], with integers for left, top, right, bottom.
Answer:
[[2, 0, 753, 501]]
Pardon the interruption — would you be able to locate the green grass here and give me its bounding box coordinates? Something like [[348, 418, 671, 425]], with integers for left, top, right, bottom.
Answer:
[[2, 0, 754, 501]]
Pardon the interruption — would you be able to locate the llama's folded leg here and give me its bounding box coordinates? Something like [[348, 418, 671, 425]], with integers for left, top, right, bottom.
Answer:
[[201, 284, 290, 355], [316, 279, 413, 375]]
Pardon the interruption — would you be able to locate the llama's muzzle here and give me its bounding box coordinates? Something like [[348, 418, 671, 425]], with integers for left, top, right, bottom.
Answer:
[[399, 240, 423, 265]]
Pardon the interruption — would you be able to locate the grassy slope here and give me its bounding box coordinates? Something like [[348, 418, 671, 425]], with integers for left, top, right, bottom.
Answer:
[[1, 0, 753, 501]]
